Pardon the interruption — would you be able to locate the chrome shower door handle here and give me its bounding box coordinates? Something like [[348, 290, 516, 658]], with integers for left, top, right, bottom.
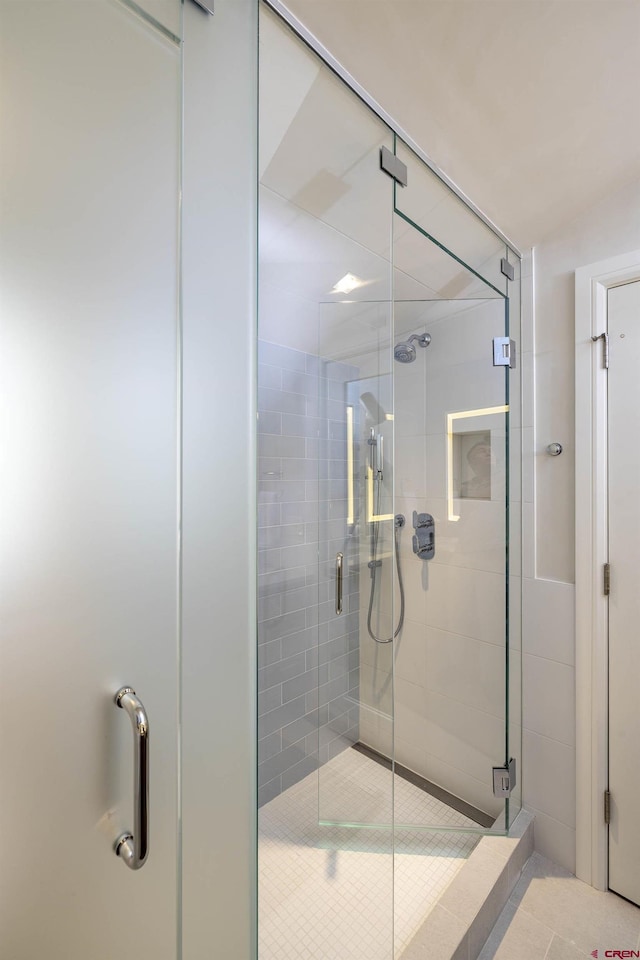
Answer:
[[114, 686, 149, 870], [335, 552, 344, 615]]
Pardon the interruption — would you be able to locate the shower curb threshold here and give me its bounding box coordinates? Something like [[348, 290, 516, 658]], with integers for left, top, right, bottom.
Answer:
[[399, 809, 534, 960]]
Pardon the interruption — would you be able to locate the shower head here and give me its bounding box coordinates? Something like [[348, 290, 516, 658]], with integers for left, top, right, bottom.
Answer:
[[394, 332, 431, 363], [394, 342, 417, 363]]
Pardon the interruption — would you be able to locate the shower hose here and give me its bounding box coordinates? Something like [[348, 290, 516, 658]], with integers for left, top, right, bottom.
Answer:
[[366, 480, 405, 644]]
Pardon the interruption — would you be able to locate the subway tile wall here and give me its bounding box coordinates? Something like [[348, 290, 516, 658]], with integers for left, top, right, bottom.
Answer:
[[257, 340, 361, 805]]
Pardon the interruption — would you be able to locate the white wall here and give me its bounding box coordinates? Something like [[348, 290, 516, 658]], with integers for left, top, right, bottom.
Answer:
[[524, 175, 640, 873]]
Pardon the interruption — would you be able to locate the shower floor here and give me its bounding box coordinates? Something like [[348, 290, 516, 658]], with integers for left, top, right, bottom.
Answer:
[[258, 746, 480, 960]]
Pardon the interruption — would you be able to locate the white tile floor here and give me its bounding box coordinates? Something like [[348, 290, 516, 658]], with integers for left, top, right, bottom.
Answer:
[[478, 851, 640, 959], [259, 747, 481, 960]]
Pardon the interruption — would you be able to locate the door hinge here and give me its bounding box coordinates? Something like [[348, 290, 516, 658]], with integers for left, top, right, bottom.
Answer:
[[493, 337, 517, 369], [604, 562, 611, 596], [591, 332, 609, 369], [492, 758, 517, 798], [500, 257, 515, 281], [380, 146, 408, 187], [604, 789, 611, 824]]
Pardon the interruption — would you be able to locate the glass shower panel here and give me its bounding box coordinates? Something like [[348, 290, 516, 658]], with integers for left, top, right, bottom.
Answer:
[[394, 140, 508, 296], [392, 214, 510, 831], [316, 300, 396, 830], [258, 6, 395, 959]]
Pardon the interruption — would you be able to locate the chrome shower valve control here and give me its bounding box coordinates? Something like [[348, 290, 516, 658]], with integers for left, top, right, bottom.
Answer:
[[412, 511, 435, 560]]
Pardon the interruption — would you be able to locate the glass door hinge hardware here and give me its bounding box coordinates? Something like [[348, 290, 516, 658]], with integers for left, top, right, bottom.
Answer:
[[493, 337, 516, 369], [380, 146, 408, 187], [604, 563, 611, 596], [189, 0, 213, 14], [500, 258, 515, 281], [492, 758, 516, 798], [604, 789, 611, 824]]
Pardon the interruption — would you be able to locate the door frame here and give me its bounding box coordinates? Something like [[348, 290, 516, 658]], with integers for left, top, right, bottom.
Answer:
[[575, 249, 640, 891]]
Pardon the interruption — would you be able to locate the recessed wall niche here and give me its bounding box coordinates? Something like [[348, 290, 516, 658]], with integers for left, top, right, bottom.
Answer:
[[454, 430, 493, 500]]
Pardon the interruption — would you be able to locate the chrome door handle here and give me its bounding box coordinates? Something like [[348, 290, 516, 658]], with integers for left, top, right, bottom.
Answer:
[[335, 552, 343, 615], [114, 686, 149, 870]]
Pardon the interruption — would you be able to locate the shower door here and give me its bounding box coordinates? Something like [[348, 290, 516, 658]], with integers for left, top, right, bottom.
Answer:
[[390, 175, 518, 831], [1, 2, 182, 957], [317, 212, 513, 832]]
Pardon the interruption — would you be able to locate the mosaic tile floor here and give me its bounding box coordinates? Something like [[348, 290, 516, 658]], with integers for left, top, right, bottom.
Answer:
[[259, 747, 481, 960]]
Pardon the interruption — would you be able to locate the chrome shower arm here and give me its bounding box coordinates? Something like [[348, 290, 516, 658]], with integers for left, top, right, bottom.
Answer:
[[407, 333, 431, 348]]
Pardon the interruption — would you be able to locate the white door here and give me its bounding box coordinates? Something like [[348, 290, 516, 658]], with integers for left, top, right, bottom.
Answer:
[[608, 278, 640, 906], [0, 1, 181, 956]]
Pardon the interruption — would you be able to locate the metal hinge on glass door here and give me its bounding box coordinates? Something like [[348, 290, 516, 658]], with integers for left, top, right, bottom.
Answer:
[[500, 258, 515, 281], [493, 337, 517, 369], [380, 146, 408, 187], [492, 758, 517, 798]]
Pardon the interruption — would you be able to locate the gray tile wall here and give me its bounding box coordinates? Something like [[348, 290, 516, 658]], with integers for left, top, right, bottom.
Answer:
[[257, 340, 360, 806]]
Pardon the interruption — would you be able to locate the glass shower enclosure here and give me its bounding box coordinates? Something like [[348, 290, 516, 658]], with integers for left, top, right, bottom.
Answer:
[[257, 4, 522, 958]]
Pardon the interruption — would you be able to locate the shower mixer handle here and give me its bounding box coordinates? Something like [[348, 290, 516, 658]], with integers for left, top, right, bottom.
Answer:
[[412, 511, 435, 560]]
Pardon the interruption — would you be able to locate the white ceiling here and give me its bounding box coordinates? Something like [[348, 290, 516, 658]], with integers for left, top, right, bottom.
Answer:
[[283, 0, 640, 249]]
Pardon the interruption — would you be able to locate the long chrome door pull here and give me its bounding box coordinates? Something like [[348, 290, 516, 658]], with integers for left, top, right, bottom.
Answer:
[[114, 686, 149, 870], [335, 552, 344, 615]]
